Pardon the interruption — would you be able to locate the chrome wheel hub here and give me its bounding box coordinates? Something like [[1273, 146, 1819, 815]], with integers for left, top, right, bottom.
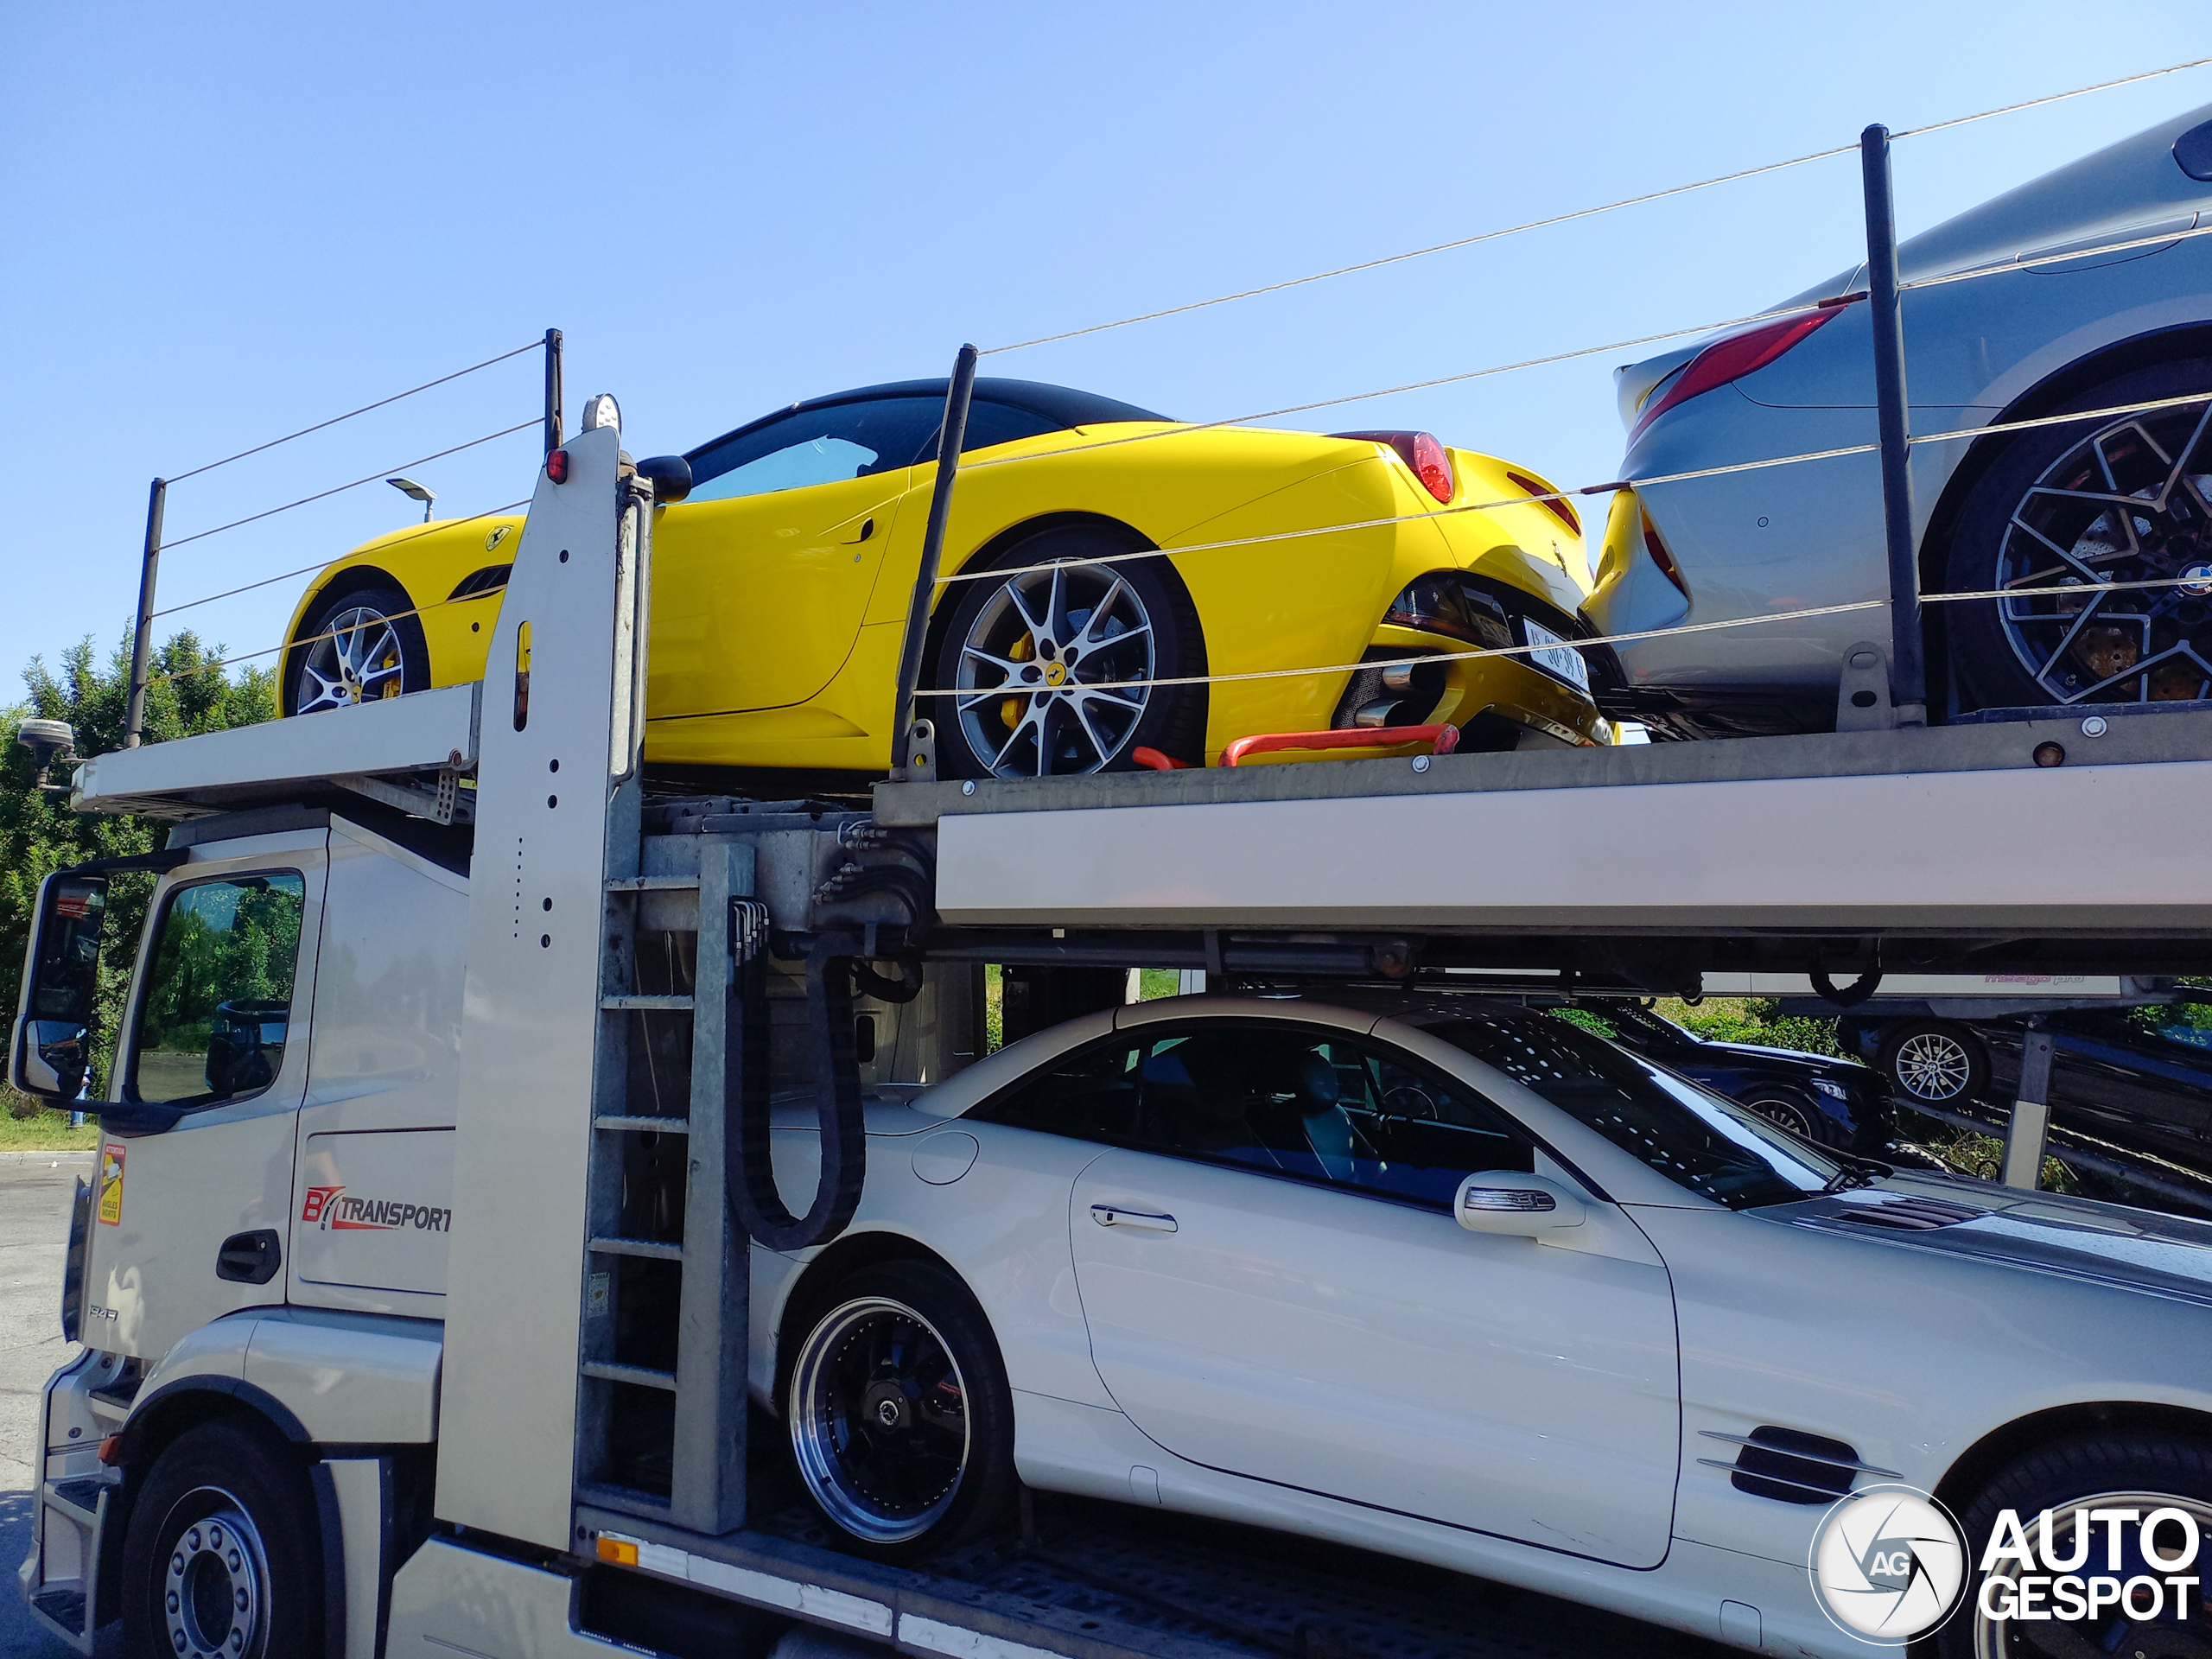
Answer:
[[789, 1296, 969, 1545], [162, 1497, 269, 1659], [956, 561, 1154, 777], [296, 605, 406, 715], [1895, 1033, 1973, 1102], [1995, 400, 2212, 705]]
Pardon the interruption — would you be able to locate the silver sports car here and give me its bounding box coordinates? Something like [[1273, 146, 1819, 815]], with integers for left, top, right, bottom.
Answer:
[[1586, 102, 2212, 738]]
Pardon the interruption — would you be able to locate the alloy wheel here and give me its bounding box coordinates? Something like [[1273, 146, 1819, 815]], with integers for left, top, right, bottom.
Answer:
[[789, 1295, 972, 1545], [1994, 400, 2212, 705], [296, 604, 409, 714], [1894, 1032, 1974, 1103], [161, 1492, 272, 1659], [954, 561, 1155, 777]]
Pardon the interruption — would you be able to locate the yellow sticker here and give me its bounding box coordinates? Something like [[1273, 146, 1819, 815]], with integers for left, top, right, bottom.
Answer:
[[485, 524, 512, 553], [97, 1143, 125, 1226]]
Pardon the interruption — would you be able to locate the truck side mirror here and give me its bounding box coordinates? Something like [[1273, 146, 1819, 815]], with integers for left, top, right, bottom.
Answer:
[[10, 872, 109, 1101], [636, 454, 692, 503]]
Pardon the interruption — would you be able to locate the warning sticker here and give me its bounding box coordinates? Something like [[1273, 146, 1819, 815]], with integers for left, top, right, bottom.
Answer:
[[97, 1143, 125, 1226]]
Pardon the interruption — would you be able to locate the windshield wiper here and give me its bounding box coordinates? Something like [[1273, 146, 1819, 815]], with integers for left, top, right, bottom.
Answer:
[[1821, 1157, 1892, 1194]]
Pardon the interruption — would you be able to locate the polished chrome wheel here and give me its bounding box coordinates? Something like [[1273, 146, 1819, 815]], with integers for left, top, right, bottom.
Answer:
[[1972, 1491, 2212, 1658], [161, 1491, 270, 1659], [1893, 1031, 1975, 1103], [953, 561, 1155, 777], [1995, 399, 2212, 705], [789, 1294, 971, 1545], [296, 603, 409, 714]]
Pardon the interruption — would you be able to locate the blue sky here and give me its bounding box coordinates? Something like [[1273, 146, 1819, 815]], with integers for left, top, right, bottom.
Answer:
[[1, 2, 2204, 705]]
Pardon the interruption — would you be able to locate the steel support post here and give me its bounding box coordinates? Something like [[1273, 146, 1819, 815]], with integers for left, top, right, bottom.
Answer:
[[123, 478, 167, 748], [889, 344, 979, 778], [1859, 124, 1927, 726], [2000, 1018, 2057, 1190], [543, 327, 564, 454]]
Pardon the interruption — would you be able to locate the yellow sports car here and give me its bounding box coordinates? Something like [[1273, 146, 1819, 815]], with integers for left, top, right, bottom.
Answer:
[[282, 378, 1606, 778]]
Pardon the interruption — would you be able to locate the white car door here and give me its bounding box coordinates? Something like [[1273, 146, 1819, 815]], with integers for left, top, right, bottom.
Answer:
[[1058, 1019, 1681, 1569]]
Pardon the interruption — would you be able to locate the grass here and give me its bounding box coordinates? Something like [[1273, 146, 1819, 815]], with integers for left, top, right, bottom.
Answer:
[[0, 1093, 100, 1151]]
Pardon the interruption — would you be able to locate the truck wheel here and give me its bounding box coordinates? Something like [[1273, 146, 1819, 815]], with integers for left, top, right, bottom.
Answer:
[[1878, 1020, 1988, 1108], [1943, 359, 2212, 715], [931, 526, 1206, 779], [786, 1259, 1017, 1561], [1941, 1432, 2212, 1658], [119, 1417, 323, 1659], [286, 583, 430, 715]]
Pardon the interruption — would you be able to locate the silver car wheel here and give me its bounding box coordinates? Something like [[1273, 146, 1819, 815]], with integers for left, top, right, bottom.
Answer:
[[1893, 1031, 1974, 1103], [1995, 399, 2212, 705], [788, 1295, 971, 1546], [954, 561, 1154, 778], [1972, 1490, 2212, 1658], [296, 604, 409, 715], [162, 1493, 270, 1659]]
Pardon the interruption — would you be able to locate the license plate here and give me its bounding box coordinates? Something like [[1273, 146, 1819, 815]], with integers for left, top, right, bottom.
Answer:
[[1521, 618, 1591, 694]]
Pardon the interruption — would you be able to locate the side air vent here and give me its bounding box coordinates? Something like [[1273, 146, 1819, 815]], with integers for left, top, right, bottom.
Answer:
[[1836, 1195, 1985, 1231], [448, 564, 512, 601], [1699, 1427, 1900, 1506]]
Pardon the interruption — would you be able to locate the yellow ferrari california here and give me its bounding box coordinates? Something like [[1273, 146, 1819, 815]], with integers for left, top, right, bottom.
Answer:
[[282, 378, 1606, 779]]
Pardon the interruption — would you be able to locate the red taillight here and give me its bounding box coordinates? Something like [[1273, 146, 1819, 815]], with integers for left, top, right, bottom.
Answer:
[[1505, 469, 1581, 537], [545, 448, 570, 483], [1332, 430, 1455, 504], [1641, 505, 1689, 597], [1629, 299, 1856, 442]]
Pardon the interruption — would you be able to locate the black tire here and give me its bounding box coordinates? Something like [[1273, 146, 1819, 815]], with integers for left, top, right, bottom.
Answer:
[[1740, 1090, 1826, 1144], [1878, 1020, 1989, 1109], [931, 524, 1205, 779], [1945, 359, 2212, 715], [1939, 1431, 2212, 1659], [784, 1258, 1017, 1562], [119, 1416, 323, 1659], [283, 582, 431, 716]]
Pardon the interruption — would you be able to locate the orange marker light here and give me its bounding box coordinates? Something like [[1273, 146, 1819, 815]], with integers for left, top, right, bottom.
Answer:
[[596, 1535, 639, 1567]]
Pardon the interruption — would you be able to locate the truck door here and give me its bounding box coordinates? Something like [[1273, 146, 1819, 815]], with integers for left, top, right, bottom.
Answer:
[[83, 831, 325, 1364], [1066, 1020, 1681, 1570]]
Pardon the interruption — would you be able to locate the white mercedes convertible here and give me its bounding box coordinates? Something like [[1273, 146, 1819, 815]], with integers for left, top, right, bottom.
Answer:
[[754, 995, 2212, 1657]]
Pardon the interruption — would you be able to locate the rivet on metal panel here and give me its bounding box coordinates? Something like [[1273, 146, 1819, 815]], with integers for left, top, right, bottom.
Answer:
[[962, 780, 976, 796], [1411, 754, 1431, 773]]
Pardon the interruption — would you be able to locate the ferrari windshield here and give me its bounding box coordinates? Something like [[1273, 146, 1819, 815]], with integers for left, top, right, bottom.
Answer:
[[1420, 1008, 1843, 1209]]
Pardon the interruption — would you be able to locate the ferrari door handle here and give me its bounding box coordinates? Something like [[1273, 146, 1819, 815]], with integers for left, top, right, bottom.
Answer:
[[1090, 1204, 1176, 1232]]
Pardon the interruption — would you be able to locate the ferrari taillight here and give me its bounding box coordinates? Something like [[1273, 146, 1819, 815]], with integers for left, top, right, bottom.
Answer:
[[1332, 430, 1455, 504], [1629, 299, 1857, 442]]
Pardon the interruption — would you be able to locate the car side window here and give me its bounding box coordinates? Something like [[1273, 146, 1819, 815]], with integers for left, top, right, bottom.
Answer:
[[914, 400, 1063, 464], [687, 397, 945, 503], [969, 1036, 1145, 1143], [128, 873, 307, 1109], [1133, 1025, 1534, 1210]]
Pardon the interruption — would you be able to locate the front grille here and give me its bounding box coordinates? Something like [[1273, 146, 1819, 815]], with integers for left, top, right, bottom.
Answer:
[[1700, 1426, 1896, 1505]]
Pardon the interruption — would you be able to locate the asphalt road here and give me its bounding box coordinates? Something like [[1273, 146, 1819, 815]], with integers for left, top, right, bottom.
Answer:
[[0, 1157, 122, 1659]]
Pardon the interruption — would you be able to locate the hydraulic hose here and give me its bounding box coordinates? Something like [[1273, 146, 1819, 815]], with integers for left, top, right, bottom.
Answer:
[[729, 931, 868, 1250]]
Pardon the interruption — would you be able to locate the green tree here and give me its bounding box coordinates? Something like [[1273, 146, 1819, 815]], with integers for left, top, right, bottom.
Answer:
[[0, 632, 274, 1106]]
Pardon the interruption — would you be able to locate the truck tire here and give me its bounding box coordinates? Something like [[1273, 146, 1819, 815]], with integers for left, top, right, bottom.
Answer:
[[785, 1259, 1017, 1562], [119, 1416, 324, 1659], [1940, 1431, 2212, 1658], [1877, 1020, 1989, 1109]]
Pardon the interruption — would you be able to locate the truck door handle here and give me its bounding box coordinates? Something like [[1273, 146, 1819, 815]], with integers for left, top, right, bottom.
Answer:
[[1090, 1204, 1176, 1232], [217, 1229, 282, 1285]]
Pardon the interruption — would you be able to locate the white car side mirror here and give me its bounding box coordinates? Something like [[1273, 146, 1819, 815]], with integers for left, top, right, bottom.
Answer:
[[1453, 1171, 1586, 1236]]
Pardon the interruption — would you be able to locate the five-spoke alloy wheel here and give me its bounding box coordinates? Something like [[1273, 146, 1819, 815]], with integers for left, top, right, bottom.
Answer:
[[287, 583, 429, 716]]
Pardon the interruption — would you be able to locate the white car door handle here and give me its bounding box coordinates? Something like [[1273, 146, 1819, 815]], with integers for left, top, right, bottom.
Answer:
[[1090, 1204, 1177, 1233]]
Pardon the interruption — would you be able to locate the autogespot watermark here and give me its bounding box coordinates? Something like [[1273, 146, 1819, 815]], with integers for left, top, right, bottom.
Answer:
[[1807, 1484, 2203, 1644]]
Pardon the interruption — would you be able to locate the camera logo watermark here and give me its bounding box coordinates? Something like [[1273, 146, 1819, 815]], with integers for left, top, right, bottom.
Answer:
[[1808, 1485, 1968, 1643]]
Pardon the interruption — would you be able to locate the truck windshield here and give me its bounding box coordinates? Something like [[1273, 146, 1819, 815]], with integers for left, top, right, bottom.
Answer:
[[129, 873, 306, 1109], [1421, 1009, 1840, 1210]]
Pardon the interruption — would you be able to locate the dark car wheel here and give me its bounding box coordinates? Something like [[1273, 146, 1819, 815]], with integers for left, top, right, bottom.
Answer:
[[1739, 1090, 1826, 1145], [1941, 1432, 2212, 1659], [1945, 359, 2212, 715], [285, 583, 431, 716], [1878, 1020, 1989, 1108], [119, 1418, 324, 1659], [785, 1259, 1018, 1562], [931, 525, 1205, 779]]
